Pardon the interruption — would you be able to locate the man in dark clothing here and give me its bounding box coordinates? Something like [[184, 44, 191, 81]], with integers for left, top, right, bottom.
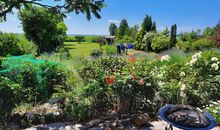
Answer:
[[116, 44, 121, 54]]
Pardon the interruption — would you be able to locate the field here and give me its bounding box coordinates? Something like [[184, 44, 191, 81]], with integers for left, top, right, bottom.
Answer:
[[64, 42, 101, 57]]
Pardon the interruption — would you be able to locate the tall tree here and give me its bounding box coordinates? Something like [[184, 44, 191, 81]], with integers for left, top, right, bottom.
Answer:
[[170, 24, 177, 48], [0, 0, 105, 21], [141, 15, 153, 33], [151, 22, 157, 32], [109, 23, 117, 36], [134, 15, 154, 50], [19, 5, 67, 53], [118, 19, 129, 37]]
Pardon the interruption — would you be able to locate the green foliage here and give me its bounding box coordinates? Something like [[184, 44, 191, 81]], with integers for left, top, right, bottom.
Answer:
[[204, 101, 220, 124], [0, 33, 22, 56], [191, 38, 216, 51], [90, 49, 103, 57], [158, 51, 220, 107], [19, 5, 67, 53], [0, 33, 36, 57], [179, 30, 201, 43], [170, 24, 177, 48], [151, 33, 170, 52], [142, 32, 156, 51], [118, 19, 129, 37], [0, 55, 66, 104], [134, 15, 156, 50], [105, 45, 117, 55], [178, 37, 217, 52], [96, 36, 107, 50], [109, 23, 117, 36], [75, 35, 86, 44], [177, 40, 191, 52], [203, 27, 216, 37], [0, 0, 105, 21]]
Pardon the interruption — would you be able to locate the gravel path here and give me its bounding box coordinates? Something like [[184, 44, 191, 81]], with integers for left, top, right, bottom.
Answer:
[[25, 121, 220, 130]]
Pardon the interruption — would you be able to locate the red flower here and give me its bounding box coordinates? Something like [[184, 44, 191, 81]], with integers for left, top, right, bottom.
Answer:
[[128, 57, 135, 63], [132, 75, 137, 81], [105, 76, 116, 85]]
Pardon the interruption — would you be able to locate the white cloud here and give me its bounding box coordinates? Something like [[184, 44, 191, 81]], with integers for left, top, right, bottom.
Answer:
[[108, 19, 120, 24], [66, 15, 71, 19]]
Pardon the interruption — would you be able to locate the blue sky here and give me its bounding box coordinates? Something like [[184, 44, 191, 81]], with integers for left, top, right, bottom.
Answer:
[[0, 0, 220, 35]]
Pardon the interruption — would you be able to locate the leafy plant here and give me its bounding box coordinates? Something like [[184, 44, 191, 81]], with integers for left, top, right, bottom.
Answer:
[[19, 5, 67, 53], [90, 49, 103, 57], [75, 35, 86, 44]]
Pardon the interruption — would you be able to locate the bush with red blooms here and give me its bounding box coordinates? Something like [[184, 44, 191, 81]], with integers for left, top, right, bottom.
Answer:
[[82, 56, 158, 114]]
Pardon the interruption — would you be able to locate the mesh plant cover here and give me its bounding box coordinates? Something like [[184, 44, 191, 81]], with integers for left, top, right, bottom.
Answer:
[[0, 55, 59, 100], [164, 105, 211, 128]]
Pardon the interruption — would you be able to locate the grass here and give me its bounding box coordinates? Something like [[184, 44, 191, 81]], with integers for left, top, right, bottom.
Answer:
[[65, 35, 100, 42], [64, 42, 101, 58]]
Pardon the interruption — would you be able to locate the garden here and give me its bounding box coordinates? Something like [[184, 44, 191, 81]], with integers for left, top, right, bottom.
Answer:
[[0, 0, 220, 130]]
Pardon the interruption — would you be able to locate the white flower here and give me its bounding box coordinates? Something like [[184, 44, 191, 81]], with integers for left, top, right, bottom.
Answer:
[[211, 63, 219, 70], [180, 84, 186, 91], [146, 83, 151, 86], [217, 61, 220, 65], [161, 55, 171, 62], [188, 52, 202, 66], [211, 57, 219, 62], [180, 72, 186, 77]]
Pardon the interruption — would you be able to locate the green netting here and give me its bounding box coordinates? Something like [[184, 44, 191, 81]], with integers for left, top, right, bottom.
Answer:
[[0, 55, 58, 99]]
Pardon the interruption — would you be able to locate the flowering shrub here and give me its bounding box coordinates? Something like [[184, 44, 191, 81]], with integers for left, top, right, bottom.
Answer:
[[158, 51, 220, 107], [204, 101, 220, 124], [73, 50, 220, 120]]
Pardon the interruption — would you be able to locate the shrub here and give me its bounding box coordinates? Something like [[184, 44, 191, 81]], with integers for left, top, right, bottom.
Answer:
[[19, 5, 67, 53], [204, 101, 220, 124], [0, 55, 66, 104], [177, 40, 191, 52], [191, 38, 216, 51], [80, 57, 158, 114], [158, 51, 220, 107], [65, 36, 77, 42], [151, 33, 170, 52], [75, 35, 86, 44], [90, 49, 103, 57], [0, 33, 22, 57], [17, 36, 37, 55], [105, 45, 117, 55]]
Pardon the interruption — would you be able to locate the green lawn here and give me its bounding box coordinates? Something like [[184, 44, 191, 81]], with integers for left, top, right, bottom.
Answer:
[[64, 42, 100, 58]]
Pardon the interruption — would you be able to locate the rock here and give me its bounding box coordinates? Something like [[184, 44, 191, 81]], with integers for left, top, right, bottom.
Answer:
[[134, 113, 150, 126], [85, 119, 103, 128]]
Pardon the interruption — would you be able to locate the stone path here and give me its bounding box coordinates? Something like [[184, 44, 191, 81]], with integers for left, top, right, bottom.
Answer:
[[25, 121, 220, 130]]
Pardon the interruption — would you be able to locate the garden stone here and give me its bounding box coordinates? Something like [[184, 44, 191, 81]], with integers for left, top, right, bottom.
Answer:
[[85, 118, 103, 128], [134, 113, 150, 126]]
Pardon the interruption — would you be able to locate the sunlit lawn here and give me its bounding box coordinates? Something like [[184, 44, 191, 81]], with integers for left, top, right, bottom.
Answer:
[[64, 42, 100, 58]]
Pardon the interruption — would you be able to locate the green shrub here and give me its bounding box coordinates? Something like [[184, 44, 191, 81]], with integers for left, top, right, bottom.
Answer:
[[75, 35, 86, 44], [158, 51, 220, 107], [191, 38, 216, 51], [0, 33, 22, 57], [151, 34, 170, 52], [0, 55, 66, 104], [65, 36, 77, 42], [90, 49, 103, 57], [177, 40, 191, 52], [19, 5, 67, 53], [105, 45, 117, 55], [17, 36, 37, 55], [204, 101, 220, 124]]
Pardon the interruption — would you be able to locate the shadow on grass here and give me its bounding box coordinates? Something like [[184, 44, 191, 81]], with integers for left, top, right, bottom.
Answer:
[[65, 46, 76, 49], [64, 43, 77, 46]]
